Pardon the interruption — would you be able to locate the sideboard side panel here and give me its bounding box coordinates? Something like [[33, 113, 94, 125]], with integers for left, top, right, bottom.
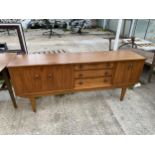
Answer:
[[8, 68, 26, 95]]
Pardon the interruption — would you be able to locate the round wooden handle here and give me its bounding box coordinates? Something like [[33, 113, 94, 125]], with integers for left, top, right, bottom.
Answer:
[[104, 71, 108, 75], [35, 74, 40, 79], [130, 63, 133, 68], [79, 74, 83, 77], [128, 63, 133, 69], [48, 74, 52, 79], [106, 63, 110, 66], [104, 79, 108, 82], [79, 81, 83, 85], [79, 65, 83, 69]]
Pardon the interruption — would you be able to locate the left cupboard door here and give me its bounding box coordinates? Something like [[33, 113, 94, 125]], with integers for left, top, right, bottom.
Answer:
[[9, 66, 46, 95]]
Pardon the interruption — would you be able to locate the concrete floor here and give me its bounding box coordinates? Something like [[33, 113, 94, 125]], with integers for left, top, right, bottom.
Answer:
[[1, 29, 112, 52], [0, 29, 155, 135]]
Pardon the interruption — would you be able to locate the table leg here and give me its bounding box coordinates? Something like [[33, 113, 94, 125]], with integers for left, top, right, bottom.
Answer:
[[148, 52, 155, 82], [2, 68, 17, 109], [120, 87, 127, 101], [29, 97, 36, 112]]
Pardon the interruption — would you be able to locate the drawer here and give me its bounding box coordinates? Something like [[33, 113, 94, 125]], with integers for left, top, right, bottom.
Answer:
[[74, 63, 114, 70], [74, 69, 113, 78], [75, 77, 112, 88]]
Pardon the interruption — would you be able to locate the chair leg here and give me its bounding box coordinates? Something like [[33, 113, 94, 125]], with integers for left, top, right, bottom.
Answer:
[[49, 28, 53, 38], [2, 68, 17, 108]]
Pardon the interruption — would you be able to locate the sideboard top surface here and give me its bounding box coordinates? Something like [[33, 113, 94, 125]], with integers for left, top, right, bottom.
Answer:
[[0, 53, 16, 71], [7, 50, 145, 67]]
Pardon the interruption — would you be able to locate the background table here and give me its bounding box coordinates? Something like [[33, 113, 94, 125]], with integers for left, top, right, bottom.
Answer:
[[122, 38, 155, 82], [0, 53, 17, 108]]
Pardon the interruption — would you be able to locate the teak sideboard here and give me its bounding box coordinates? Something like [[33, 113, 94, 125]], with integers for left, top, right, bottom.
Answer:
[[8, 50, 145, 112]]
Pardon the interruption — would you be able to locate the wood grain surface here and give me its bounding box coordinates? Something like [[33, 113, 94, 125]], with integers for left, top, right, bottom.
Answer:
[[0, 53, 16, 72], [8, 50, 145, 112], [7, 50, 145, 68]]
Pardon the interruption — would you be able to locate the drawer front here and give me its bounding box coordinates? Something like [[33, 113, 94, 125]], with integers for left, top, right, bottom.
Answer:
[[74, 69, 112, 78], [75, 77, 112, 88], [74, 63, 114, 70]]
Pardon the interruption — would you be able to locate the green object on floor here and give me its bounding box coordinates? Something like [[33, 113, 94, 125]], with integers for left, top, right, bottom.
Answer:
[[0, 80, 4, 85]]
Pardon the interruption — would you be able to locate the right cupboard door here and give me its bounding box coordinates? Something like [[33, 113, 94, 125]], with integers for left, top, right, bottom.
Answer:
[[113, 60, 144, 86]]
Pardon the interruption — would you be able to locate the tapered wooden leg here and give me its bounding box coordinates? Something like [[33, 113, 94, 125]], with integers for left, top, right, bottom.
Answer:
[[120, 88, 127, 101], [29, 97, 36, 112]]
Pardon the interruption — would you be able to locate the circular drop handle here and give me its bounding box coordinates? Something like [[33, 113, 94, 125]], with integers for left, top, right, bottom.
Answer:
[[35, 74, 40, 79], [104, 79, 108, 83], [79, 65, 83, 69], [48, 73, 52, 79], [79, 74, 83, 77], [104, 71, 108, 75], [128, 63, 133, 69], [79, 81, 83, 85]]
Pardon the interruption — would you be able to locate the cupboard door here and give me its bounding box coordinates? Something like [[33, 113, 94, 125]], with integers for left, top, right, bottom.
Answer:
[[129, 61, 144, 83], [113, 62, 132, 85], [9, 67, 44, 94], [29, 67, 45, 92], [44, 66, 63, 90], [44, 65, 73, 90], [113, 61, 144, 85]]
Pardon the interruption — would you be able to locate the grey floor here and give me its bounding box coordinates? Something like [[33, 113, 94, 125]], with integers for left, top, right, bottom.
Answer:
[[0, 29, 155, 135]]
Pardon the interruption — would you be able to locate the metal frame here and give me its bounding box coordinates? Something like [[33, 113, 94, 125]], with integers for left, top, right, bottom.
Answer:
[[144, 19, 151, 39], [133, 19, 151, 39], [0, 23, 28, 54]]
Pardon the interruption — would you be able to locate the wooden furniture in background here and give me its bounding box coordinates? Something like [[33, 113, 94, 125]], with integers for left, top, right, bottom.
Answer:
[[0, 53, 17, 108], [8, 50, 145, 112], [122, 38, 155, 82]]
